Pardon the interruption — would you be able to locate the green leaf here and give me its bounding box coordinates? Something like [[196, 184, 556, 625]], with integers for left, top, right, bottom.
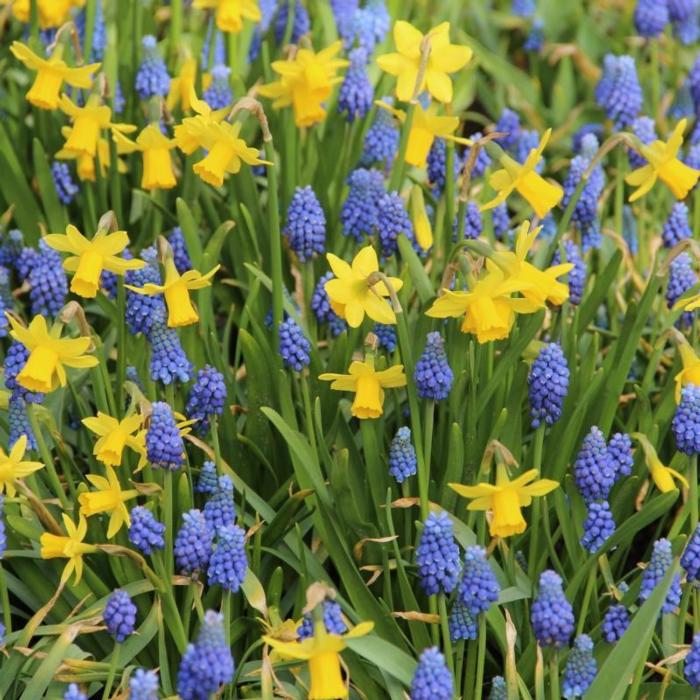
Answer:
[[32, 138, 66, 232], [346, 634, 417, 686], [398, 234, 433, 304]]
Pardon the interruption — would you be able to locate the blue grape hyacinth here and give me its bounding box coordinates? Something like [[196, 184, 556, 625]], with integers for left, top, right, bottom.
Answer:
[[174, 510, 214, 578], [662, 202, 692, 248], [284, 186, 326, 262], [531, 570, 575, 648], [682, 524, 700, 582], [410, 647, 454, 700], [279, 317, 312, 371], [639, 538, 682, 614], [208, 523, 248, 592], [457, 546, 500, 616], [148, 306, 193, 385], [553, 241, 586, 305], [203, 64, 233, 109], [686, 632, 700, 689], [580, 500, 616, 552], [338, 47, 373, 122], [602, 602, 630, 643], [414, 332, 453, 401], [135, 35, 170, 99], [388, 426, 417, 483], [360, 100, 399, 170], [203, 476, 236, 533], [634, 0, 669, 36], [376, 191, 414, 257], [104, 589, 137, 642], [562, 634, 597, 698], [63, 685, 87, 700], [146, 402, 185, 470], [673, 385, 700, 455], [449, 599, 478, 641], [129, 669, 160, 700], [341, 168, 385, 241], [298, 600, 347, 639], [185, 365, 226, 434], [528, 343, 569, 428], [128, 506, 166, 555], [595, 54, 643, 129], [51, 161, 78, 205], [416, 511, 461, 596], [574, 426, 617, 502]]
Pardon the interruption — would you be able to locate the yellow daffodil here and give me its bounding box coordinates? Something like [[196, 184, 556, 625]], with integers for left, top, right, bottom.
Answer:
[[192, 121, 271, 187], [78, 466, 139, 538], [2, 0, 84, 29], [426, 268, 540, 344], [450, 464, 558, 538], [324, 246, 403, 327], [486, 221, 572, 307], [626, 119, 700, 202], [82, 412, 146, 468], [319, 357, 407, 419], [43, 225, 144, 298], [410, 186, 433, 251], [167, 57, 203, 113], [126, 257, 220, 327], [377, 21, 472, 103], [481, 129, 563, 218], [40, 513, 97, 584], [112, 124, 178, 190], [192, 0, 261, 33], [632, 433, 688, 494], [0, 435, 44, 497], [59, 94, 136, 158], [10, 41, 100, 110], [264, 620, 374, 700], [7, 314, 99, 394], [174, 89, 229, 155], [258, 41, 349, 128], [378, 101, 470, 167], [673, 339, 700, 403], [57, 128, 129, 182]]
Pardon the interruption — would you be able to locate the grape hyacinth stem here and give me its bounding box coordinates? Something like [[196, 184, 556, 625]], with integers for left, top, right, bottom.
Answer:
[[528, 424, 546, 581]]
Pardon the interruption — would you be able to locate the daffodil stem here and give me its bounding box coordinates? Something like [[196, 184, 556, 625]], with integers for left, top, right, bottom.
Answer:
[[548, 651, 559, 700], [300, 374, 319, 463], [527, 425, 546, 582], [445, 140, 456, 268], [116, 276, 126, 416], [577, 562, 597, 636], [650, 39, 660, 119], [389, 102, 416, 193], [423, 400, 435, 482], [474, 615, 486, 700], [83, 0, 96, 66], [693, 187, 700, 240], [0, 563, 11, 634], [437, 593, 454, 675], [169, 0, 183, 69], [615, 147, 625, 241], [153, 553, 187, 654], [28, 406, 69, 510], [691, 454, 698, 531], [265, 138, 284, 355], [102, 642, 120, 700]]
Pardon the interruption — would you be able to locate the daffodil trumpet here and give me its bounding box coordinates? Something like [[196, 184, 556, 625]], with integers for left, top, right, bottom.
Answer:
[[632, 433, 688, 494]]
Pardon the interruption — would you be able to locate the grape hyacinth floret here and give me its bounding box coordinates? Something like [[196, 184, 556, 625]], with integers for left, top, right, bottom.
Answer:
[[602, 603, 630, 643], [135, 35, 170, 99], [278, 317, 312, 371], [388, 426, 417, 483], [457, 546, 500, 615], [449, 599, 478, 641], [208, 523, 248, 592], [580, 500, 616, 552], [682, 524, 700, 582], [185, 365, 226, 434], [146, 402, 185, 470], [686, 632, 700, 689], [203, 476, 236, 533], [639, 538, 682, 614], [129, 669, 160, 700], [662, 202, 692, 248], [574, 426, 617, 502], [673, 385, 700, 455]]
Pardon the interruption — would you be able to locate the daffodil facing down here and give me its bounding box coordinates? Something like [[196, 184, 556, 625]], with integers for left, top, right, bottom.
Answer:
[[126, 254, 220, 327], [82, 412, 146, 468], [264, 620, 374, 699], [0, 435, 44, 497], [10, 41, 100, 110], [626, 119, 700, 202], [112, 124, 178, 190], [44, 225, 144, 298], [377, 21, 472, 103], [486, 221, 572, 307], [378, 101, 470, 167], [192, 121, 271, 187], [258, 42, 349, 128], [324, 246, 403, 327], [481, 129, 563, 218], [59, 94, 136, 158], [450, 465, 558, 538], [57, 127, 129, 182], [319, 357, 407, 419], [192, 0, 261, 33], [7, 315, 98, 394], [40, 513, 97, 585], [78, 466, 139, 538], [426, 268, 540, 344], [632, 433, 688, 494], [673, 338, 700, 403]]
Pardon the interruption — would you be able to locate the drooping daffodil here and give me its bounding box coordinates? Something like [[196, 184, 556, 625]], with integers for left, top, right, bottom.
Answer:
[[7, 314, 99, 394], [112, 124, 178, 190], [377, 21, 472, 103], [324, 246, 403, 327], [82, 412, 146, 468], [78, 466, 139, 538], [450, 465, 558, 538], [0, 435, 44, 497], [43, 225, 144, 298], [40, 513, 97, 584], [632, 433, 688, 494]]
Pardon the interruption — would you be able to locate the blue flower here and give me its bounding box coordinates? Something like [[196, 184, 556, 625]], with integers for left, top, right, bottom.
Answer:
[[186, 365, 226, 434], [512, 0, 535, 17], [177, 611, 234, 700], [63, 684, 87, 700], [552, 241, 586, 305], [129, 669, 160, 700], [457, 546, 500, 615], [148, 306, 193, 385], [572, 124, 604, 154], [639, 538, 682, 614], [341, 168, 385, 241], [494, 108, 521, 152], [169, 227, 193, 274], [629, 117, 657, 169], [201, 16, 226, 68], [682, 524, 700, 582], [523, 19, 545, 52], [27, 241, 67, 317], [0, 496, 6, 560], [488, 676, 508, 700], [492, 203, 510, 241], [101, 247, 133, 299], [410, 647, 454, 700], [453, 202, 483, 241], [415, 332, 453, 401], [686, 632, 700, 689], [298, 600, 347, 639], [76, 0, 105, 61], [128, 506, 166, 555], [360, 100, 399, 170], [196, 460, 219, 494], [602, 603, 630, 643], [562, 634, 597, 698], [146, 402, 185, 470], [0, 229, 23, 271], [284, 186, 326, 261], [174, 509, 214, 578], [562, 136, 604, 241], [4, 342, 43, 403], [416, 511, 461, 596], [595, 55, 643, 129], [104, 589, 137, 643], [278, 317, 312, 371], [338, 47, 373, 122], [51, 161, 78, 205], [427, 138, 462, 195], [126, 247, 166, 336], [574, 426, 616, 502], [135, 35, 170, 99], [274, 0, 310, 44], [208, 523, 248, 592], [203, 64, 233, 109], [634, 0, 669, 37], [8, 394, 36, 451], [388, 426, 417, 484], [528, 343, 569, 428], [203, 476, 236, 533], [673, 385, 700, 455], [376, 191, 414, 257], [371, 324, 396, 353], [449, 599, 478, 641], [580, 500, 616, 552], [666, 253, 696, 326], [531, 570, 575, 648], [663, 202, 692, 248], [608, 433, 634, 478]]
